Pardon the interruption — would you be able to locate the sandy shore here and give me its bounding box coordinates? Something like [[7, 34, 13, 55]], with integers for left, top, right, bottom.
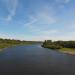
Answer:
[[60, 51, 75, 55]]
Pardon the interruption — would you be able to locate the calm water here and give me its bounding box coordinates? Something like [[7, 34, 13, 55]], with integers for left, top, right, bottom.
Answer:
[[0, 44, 75, 75]]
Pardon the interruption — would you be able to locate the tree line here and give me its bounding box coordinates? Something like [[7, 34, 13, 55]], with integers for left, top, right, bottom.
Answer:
[[42, 40, 75, 49]]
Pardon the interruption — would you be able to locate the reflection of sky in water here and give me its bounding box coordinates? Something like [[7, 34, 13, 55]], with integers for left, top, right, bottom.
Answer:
[[0, 45, 75, 75]]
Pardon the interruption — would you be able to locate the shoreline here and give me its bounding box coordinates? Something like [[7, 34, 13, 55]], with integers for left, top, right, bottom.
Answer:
[[0, 43, 41, 52], [59, 48, 75, 55], [42, 46, 75, 55], [0, 45, 18, 52], [0, 44, 34, 52], [60, 51, 75, 55]]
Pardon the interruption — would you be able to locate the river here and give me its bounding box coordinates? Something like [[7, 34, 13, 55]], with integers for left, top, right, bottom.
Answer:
[[0, 44, 75, 75]]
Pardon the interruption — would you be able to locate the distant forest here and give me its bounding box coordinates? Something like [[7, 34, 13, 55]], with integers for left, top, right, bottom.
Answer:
[[42, 40, 75, 49], [0, 38, 41, 49]]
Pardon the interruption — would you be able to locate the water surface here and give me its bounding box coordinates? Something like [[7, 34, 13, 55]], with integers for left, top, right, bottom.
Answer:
[[0, 44, 75, 75]]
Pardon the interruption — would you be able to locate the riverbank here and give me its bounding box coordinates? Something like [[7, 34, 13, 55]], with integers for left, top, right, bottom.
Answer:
[[0, 38, 42, 51], [0, 44, 21, 51], [0, 43, 41, 51], [42, 40, 75, 55], [59, 48, 75, 55]]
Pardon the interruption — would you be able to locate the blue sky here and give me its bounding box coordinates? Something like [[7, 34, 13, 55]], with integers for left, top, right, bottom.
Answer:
[[0, 0, 75, 41]]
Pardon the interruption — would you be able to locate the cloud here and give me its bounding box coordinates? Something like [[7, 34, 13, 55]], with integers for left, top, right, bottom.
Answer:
[[24, 14, 56, 32], [55, 0, 71, 4], [36, 12, 56, 25], [40, 30, 58, 35], [56, 32, 75, 41], [26, 31, 75, 41], [24, 7, 57, 32], [25, 14, 56, 26], [24, 2, 57, 27], [70, 22, 75, 29], [64, 0, 71, 3], [5, 14, 14, 22], [24, 16, 37, 27], [0, 33, 15, 39], [3, 0, 19, 22], [23, 3, 58, 40], [54, 0, 71, 9], [65, 21, 75, 29]]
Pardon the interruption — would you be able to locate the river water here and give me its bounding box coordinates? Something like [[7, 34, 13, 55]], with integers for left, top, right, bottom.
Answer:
[[0, 44, 75, 75]]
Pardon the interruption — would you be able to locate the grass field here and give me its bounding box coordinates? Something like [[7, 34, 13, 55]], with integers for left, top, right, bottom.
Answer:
[[0, 43, 19, 51]]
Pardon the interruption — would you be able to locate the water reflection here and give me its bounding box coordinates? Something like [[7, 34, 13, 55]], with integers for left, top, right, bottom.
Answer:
[[0, 45, 75, 75]]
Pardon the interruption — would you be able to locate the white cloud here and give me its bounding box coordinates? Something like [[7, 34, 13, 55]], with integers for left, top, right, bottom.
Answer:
[[54, 0, 71, 9], [24, 10, 57, 33], [70, 23, 75, 29], [65, 21, 75, 29], [24, 16, 37, 27], [0, 33, 14, 39], [40, 30, 58, 35], [50, 31, 75, 41], [5, 15, 13, 22], [23, 5, 57, 40], [36, 12, 56, 25], [28, 31, 75, 41], [3, 0, 19, 22], [24, 3, 57, 28], [64, 0, 71, 3], [55, 0, 71, 4]]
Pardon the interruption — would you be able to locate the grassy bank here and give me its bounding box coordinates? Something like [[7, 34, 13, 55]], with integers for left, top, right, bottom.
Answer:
[[59, 48, 75, 55], [42, 40, 75, 55], [0, 43, 11, 51], [0, 43, 22, 50], [0, 43, 39, 51], [0, 38, 42, 51]]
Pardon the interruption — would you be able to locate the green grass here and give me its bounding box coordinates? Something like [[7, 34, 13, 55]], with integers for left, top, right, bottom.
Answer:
[[0, 43, 38, 51], [0, 38, 42, 51], [59, 48, 75, 55], [59, 48, 75, 51], [0, 43, 17, 51]]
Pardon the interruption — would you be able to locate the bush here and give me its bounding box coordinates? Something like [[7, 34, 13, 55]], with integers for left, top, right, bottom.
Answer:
[[42, 40, 63, 49], [46, 45, 62, 49]]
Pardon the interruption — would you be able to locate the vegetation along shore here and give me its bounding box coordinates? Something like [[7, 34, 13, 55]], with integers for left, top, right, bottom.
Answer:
[[42, 40, 75, 55], [0, 38, 41, 51]]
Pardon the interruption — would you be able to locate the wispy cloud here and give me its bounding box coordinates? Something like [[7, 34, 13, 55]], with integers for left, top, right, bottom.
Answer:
[[24, 14, 56, 31], [4, 0, 19, 22], [55, 0, 71, 4], [23, 3, 58, 40], [40, 30, 58, 35], [24, 4, 57, 31], [64, 0, 71, 3], [0, 0, 74, 41], [24, 16, 37, 27], [36, 12, 56, 25], [70, 22, 75, 29], [53, 0, 71, 9], [24, 15, 57, 36]]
